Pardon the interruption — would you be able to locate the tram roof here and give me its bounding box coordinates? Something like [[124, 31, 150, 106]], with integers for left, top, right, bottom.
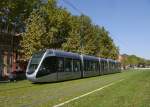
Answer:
[[82, 55, 99, 61], [45, 49, 116, 62], [47, 49, 81, 59], [100, 58, 107, 61]]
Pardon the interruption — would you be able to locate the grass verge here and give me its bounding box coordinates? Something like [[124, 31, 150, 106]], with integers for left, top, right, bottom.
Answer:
[[0, 70, 149, 107]]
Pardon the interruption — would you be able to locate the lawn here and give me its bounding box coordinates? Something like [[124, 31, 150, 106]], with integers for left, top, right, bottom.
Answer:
[[0, 70, 150, 107]]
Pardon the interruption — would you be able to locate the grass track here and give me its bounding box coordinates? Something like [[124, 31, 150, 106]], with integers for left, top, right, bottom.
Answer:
[[0, 70, 150, 107]]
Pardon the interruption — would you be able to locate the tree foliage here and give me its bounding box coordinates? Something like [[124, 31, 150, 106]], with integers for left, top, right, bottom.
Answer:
[[21, 10, 47, 59], [20, 0, 119, 60], [0, 0, 43, 31], [121, 54, 150, 67]]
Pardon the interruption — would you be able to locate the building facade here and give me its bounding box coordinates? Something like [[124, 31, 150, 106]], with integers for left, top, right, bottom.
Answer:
[[0, 24, 26, 80], [0, 31, 16, 79]]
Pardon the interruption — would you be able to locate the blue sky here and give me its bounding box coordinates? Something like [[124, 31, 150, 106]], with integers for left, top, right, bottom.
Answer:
[[57, 0, 150, 59]]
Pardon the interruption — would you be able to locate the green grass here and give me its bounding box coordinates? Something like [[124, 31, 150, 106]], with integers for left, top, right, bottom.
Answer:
[[0, 70, 150, 107]]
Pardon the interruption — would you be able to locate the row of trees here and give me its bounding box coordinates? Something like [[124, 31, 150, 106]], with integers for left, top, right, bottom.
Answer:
[[0, 0, 119, 60], [121, 54, 150, 67], [21, 0, 119, 60]]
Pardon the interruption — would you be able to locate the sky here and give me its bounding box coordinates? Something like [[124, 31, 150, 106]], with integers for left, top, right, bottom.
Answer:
[[57, 0, 150, 59]]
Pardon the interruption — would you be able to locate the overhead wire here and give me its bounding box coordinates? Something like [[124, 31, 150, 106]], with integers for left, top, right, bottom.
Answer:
[[62, 0, 83, 14], [62, 0, 134, 55]]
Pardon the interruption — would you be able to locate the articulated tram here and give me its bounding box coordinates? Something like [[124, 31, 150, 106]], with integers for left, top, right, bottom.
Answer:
[[26, 49, 121, 82]]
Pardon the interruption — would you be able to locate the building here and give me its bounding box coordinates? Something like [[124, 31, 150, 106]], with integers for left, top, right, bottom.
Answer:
[[0, 21, 26, 80], [118, 54, 124, 62]]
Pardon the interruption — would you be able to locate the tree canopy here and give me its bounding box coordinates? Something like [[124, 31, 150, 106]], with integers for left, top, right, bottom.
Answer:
[[121, 54, 150, 67], [1, 0, 119, 60], [0, 0, 44, 32]]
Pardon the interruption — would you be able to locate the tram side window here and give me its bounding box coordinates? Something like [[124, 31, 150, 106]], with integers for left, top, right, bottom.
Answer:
[[96, 62, 99, 72], [113, 63, 115, 71], [73, 60, 81, 72], [92, 62, 96, 72], [90, 61, 97, 72], [85, 60, 91, 72], [42, 57, 56, 73], [93, 61, 99, 72], [111, 62, 113, 71], [84, 60, 87, 71], [37, 57, 57, 77], [101, 61, 104, 71], [57, 58, 64, 72], [64, 58, 72, 72], [89, 61, 92, 71], [90, 62, 92, 71], [90, 62, 93, 71], [104, 61, 107, 71], [84, 60, 90, 72], [101, 61, 105, 72], [109, 62, 111, 71]]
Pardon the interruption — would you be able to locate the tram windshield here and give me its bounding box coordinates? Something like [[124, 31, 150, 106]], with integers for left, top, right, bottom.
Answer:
[[27, 50, 45, 74]]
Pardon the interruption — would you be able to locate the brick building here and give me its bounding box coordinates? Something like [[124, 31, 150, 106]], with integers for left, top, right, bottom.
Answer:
[[0, 22, 26, 80]]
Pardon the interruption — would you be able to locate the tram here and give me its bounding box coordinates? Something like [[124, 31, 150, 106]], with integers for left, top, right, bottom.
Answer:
[[26, 49, 121, 82]]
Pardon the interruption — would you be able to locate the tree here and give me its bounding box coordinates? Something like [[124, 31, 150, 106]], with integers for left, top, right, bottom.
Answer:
[[45, 7, 71, 48], [96, 27, 119, 59], [21, 0, 119, 60], [63, 15, 99, 55], [21, 10, 47, 59], [121, 54, 149, 68], [21, 0, 72, 58], [79, 15, 97, 55], [62, 16, 81, 53], [0, 0, 43, 31]]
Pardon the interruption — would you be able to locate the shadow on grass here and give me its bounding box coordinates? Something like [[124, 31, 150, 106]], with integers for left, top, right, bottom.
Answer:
[[33, 72, 121, 85]]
